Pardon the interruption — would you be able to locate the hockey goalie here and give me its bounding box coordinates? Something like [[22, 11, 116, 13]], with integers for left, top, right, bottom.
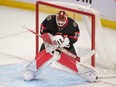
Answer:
[[22, 11, 98, 82]]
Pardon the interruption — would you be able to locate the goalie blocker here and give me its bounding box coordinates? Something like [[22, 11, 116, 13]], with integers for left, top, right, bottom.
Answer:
[[22, 33, 98, 82]]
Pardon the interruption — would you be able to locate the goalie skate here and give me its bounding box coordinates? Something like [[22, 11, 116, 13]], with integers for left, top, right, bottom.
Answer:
[[22, 68, 35, 81]]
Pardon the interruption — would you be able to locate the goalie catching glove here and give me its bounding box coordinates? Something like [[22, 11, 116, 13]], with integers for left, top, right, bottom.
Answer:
[[60, 37, 70, 48], [52, 35, 64, 46], [52, 35, 70, 48]]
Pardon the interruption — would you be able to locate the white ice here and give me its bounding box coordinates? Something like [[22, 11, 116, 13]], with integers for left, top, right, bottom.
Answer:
[[0, 6, 116, 87]]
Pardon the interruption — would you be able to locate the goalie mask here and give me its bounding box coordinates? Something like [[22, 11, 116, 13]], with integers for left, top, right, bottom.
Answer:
[[56, 11, 68, 28]]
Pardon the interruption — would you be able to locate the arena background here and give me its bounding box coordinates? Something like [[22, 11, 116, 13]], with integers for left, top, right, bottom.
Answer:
[[0, 0, 116, 29]]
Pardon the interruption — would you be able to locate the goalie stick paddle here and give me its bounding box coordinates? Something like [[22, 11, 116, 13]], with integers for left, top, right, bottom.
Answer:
[[57, 49, 96, 73]]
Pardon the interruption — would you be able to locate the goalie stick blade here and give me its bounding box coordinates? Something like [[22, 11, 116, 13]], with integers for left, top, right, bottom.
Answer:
[[35, 49, 53, 69], [58, 48, 80, 62]]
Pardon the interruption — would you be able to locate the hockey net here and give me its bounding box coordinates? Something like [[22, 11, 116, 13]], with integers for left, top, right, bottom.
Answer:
[[36, 1, 116, 78]]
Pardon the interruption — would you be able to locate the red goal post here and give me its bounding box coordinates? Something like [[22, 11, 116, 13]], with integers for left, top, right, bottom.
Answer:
[[35, 1, 96, 67]]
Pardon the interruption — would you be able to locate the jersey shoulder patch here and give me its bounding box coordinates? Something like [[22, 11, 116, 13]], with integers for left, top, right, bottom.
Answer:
[[46, 15, 52, 21], [73, 21, 78, 27]]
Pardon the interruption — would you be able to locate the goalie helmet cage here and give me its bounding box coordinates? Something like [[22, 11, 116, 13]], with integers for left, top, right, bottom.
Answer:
[[35, 1, 96, 67]]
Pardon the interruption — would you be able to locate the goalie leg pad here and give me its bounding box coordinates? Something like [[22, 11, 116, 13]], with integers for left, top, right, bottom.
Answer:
[[35, 49, 53, 69], [35, 51, 60, 77], [56, 49, 98, 82], [22, 49, 54, 81], [57, 52, 79, 73]]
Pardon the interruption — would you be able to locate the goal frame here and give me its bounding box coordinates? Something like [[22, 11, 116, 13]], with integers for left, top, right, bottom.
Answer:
[[35, 1, 96, 67]]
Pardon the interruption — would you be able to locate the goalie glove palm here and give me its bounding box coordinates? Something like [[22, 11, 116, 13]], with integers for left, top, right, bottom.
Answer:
[[52, 35, 64, 46], [60, 38, 70, 48]]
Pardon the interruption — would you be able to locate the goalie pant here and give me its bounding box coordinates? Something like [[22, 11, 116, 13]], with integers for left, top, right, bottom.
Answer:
[[22, 49, 98, 82]]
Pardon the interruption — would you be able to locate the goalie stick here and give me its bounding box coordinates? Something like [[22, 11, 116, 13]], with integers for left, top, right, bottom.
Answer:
[[23, 26, 97, 70], [23, 26, 95, 63]]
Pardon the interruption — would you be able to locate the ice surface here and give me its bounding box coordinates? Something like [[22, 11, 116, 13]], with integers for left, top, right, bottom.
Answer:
[[0, 63, 87, 87], [0, 6, 116, 87]]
